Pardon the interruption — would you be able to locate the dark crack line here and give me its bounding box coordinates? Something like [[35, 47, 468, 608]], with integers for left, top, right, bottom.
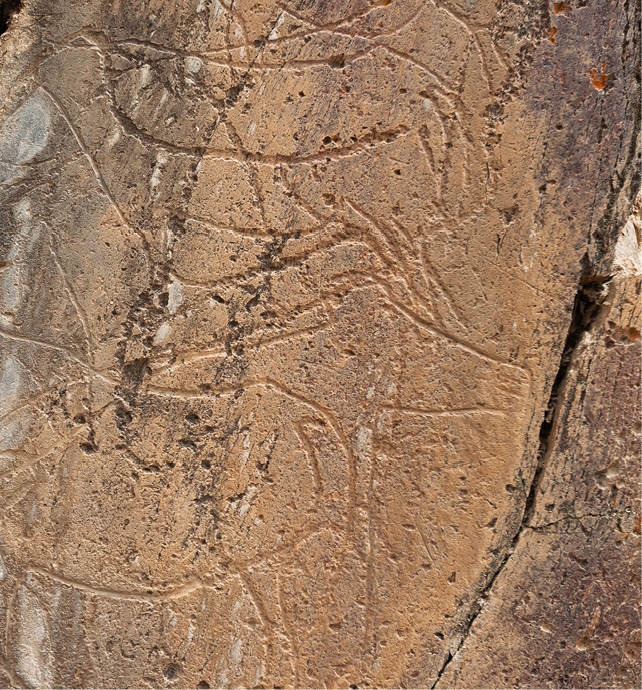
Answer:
[[430, 273, 613, 688], [521, 273, 613, 517], [529, 509, 634, 532]]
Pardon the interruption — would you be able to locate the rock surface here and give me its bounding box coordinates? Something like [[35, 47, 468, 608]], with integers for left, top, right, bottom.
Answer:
[[0, 0, 639, 688]]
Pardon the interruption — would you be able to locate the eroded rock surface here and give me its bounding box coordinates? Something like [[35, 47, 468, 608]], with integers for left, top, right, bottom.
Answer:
[[0, 1, 639, 688], [437, 219, 642, 689]]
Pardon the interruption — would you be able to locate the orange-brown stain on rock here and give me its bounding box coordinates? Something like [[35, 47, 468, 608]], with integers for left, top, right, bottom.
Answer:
[[590, 63, 613, 90]]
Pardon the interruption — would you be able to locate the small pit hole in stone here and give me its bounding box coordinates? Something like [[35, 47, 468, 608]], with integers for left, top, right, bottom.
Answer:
[[164, 665, 179, 680]]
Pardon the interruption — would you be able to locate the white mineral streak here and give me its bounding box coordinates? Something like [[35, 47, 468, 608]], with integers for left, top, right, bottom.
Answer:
[[15, 586, 55, 689], [614, 193, 642, 275]]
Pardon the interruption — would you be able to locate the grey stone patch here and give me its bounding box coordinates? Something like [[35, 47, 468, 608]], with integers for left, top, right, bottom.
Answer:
[[0, 90, 53, 182], [15, 584, 55, 689]]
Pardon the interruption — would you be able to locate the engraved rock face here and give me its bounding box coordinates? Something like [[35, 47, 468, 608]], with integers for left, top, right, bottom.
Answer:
[[0, 1, 639, 688]]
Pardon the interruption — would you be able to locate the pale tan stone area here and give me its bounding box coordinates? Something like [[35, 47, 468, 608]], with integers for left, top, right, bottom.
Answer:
[[0, 1, 639, 688]]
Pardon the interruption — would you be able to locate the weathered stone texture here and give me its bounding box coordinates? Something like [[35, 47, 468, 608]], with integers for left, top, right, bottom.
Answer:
[[437, 236, 642, 688], [0, 0, 639, 688]]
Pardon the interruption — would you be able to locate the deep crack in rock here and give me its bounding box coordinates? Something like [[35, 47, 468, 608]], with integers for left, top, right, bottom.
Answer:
[[431, 270, 618, 688]]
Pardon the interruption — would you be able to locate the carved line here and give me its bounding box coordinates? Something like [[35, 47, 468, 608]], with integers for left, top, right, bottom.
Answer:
[[38, 85, 151, 249]]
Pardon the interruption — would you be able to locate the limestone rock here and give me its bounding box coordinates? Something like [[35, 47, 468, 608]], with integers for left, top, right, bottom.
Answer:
[[0, 0, 639, 688]]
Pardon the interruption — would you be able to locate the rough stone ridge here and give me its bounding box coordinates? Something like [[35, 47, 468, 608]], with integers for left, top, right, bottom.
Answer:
[[0, 1, 639, 688]]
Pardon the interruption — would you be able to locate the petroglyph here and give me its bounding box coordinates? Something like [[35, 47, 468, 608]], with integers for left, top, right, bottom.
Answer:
[[0, 0, 639, 687]]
